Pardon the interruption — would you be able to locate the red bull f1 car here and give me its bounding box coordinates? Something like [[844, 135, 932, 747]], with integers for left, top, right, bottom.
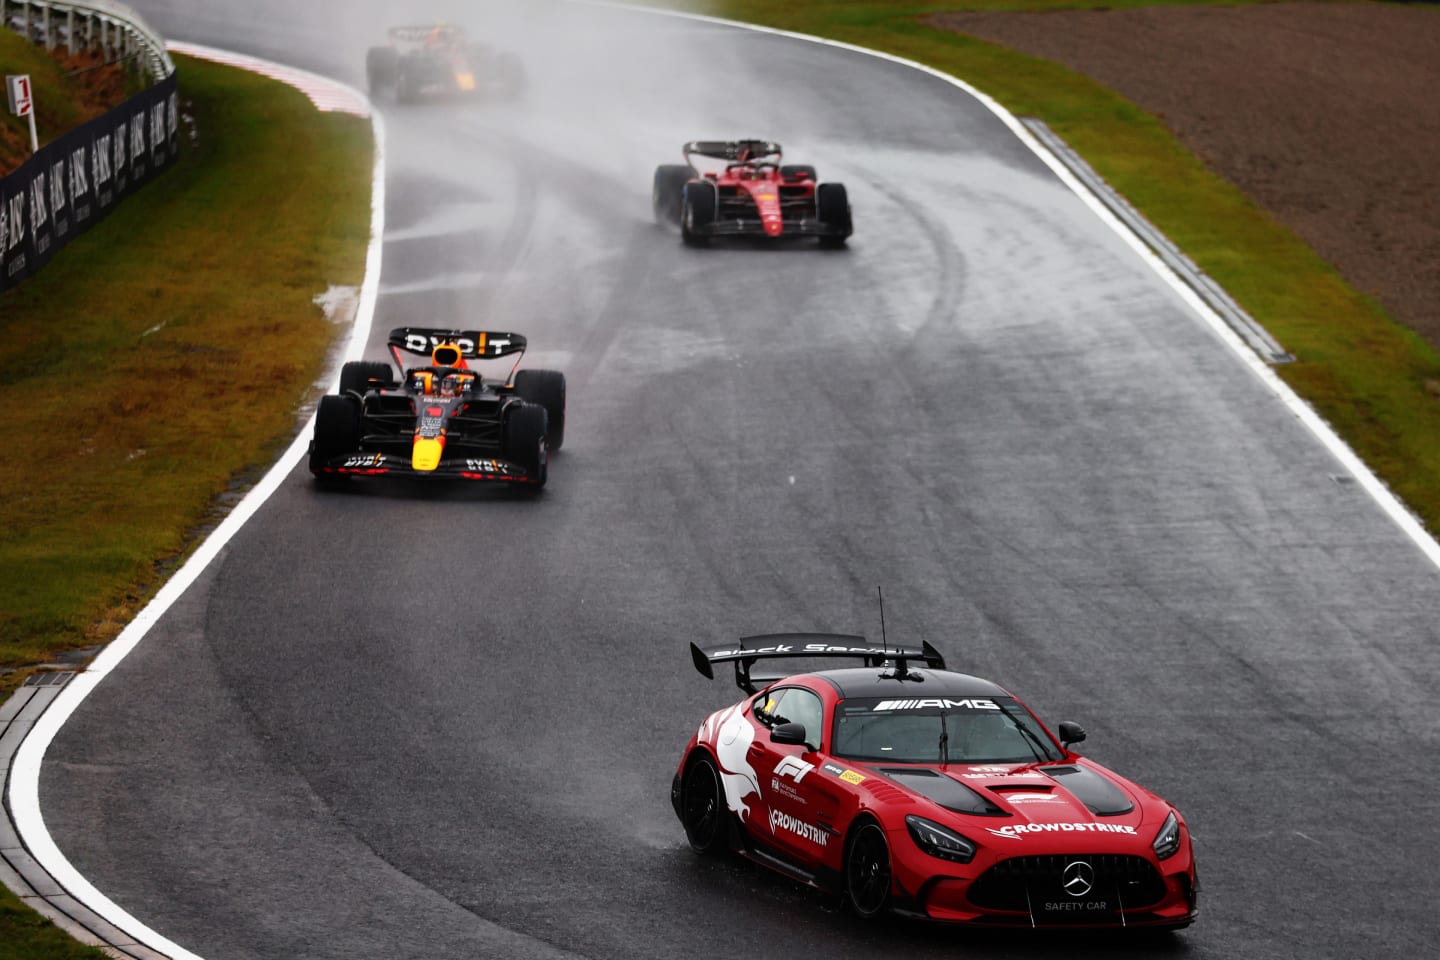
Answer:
[[673, 636, 1198, 928], [365, 25, 524, 104], [308, 327, 564, 488], [652, 140, 852, 247]]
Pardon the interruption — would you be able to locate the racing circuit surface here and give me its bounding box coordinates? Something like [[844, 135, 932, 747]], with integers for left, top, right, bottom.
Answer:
[[32, 2, 1440, 958]]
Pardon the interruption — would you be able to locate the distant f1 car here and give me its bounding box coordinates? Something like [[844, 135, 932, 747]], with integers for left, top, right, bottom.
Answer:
[[309, 327, 564, 488], [673, 636, 1198, 928], [365, 25, 524, 104], [652, 140, 852, 247]]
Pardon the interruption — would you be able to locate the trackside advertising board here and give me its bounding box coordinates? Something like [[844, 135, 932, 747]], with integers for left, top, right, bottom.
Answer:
[[0, 73, 179, 293]]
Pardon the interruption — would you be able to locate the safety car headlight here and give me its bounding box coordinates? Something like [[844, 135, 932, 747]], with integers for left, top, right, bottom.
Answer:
[[1153, 811, 1181, 861], [905, 815, 976, 864]]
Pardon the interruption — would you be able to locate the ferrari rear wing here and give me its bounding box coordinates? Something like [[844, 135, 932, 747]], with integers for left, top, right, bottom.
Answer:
[[691, 633, 947, 693], [683, 139, 782, 163]]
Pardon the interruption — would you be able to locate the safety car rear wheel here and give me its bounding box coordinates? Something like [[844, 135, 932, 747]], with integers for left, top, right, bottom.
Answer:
[[680, 756, 727, 855], [843, 820, 892, 919], [513, 369, 566, 451], [310, 395, 360, 477], [816, 182, 852, 249], [502, 401, 548, 490], [653, 165, 693, 226], [681, 181, 716, 247], [339, 360, 393, 398]]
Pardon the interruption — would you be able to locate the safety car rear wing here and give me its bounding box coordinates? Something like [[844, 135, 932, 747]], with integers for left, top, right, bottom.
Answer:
[[683, 139, 783, 164], [691, 633, 947, 693]]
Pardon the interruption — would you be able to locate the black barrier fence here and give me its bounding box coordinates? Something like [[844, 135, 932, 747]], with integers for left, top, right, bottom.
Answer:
[[0, 72, 179, 294]]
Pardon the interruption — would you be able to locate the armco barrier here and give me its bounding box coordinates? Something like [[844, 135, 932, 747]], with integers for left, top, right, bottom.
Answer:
[[0, 72, 179, 293], [0, 0, 173, 80]]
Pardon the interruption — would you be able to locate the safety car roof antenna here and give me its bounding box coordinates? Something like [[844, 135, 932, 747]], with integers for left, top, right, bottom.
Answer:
[[878, 586, 920, 682], [878, 585, 889, 660]]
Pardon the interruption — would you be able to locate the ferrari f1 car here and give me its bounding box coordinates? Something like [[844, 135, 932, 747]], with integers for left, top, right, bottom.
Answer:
[[653, 140, 852, 247], [308, 327, 564, 488], [673, 636, 1198, 928], [365, 25, 524, 104]]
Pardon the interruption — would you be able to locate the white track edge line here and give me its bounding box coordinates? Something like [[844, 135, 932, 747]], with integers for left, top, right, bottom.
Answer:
[[584, 0, 1440, 572], [5, 54, 387, 960]]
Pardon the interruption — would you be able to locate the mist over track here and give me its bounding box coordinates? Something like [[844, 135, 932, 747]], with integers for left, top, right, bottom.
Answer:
[[35, 2, 1440, 957]]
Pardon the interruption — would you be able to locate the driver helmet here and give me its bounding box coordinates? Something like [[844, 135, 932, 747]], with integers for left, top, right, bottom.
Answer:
[[440, 373, 462, 397]]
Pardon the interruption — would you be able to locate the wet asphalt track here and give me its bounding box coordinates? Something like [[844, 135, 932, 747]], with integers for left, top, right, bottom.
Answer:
[[33, 2, 1440, 958]]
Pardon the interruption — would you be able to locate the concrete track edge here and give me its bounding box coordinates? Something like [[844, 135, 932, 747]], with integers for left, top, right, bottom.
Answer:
[[0, 48, 388, 960]]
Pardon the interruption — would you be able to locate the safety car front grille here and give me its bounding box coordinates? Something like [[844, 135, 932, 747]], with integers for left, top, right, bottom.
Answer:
[[967, 854, 1165, 912]]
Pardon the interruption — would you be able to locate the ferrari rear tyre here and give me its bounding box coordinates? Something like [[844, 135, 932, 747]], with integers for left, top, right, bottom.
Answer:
[[513, 369, 566, 451], [681, 181, 716, 247], [310, 395, 360, 476], [681, 756, 727, 855], [338, 360, 393, 398], [844, 821, 892, 919], [780, 164, 817, 181], [502, 401, 548, 489], [816, 182, 852, 249], [653, 165, 693, 226]]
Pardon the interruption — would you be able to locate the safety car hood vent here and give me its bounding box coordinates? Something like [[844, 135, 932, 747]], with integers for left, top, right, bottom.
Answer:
[[878, 768, 1005, 817], [1041, 764, 1135, 816]]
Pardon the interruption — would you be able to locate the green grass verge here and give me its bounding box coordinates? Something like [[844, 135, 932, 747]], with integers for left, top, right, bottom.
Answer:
[[0, 53, 371, 690], [662, 0, 1440, 534], [0, 889, 107, 960]]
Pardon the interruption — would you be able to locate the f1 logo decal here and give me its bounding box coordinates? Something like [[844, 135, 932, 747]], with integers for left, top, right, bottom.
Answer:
[[774, 756, 814, 783]]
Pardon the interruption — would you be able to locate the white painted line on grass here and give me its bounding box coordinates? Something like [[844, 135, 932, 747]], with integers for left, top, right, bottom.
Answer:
[[4, 54, 387, 960], [583, 0, 1440, 573]]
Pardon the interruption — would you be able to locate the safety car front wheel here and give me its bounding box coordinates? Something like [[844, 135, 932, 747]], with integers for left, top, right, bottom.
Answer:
[[843, 820, 892, 919]]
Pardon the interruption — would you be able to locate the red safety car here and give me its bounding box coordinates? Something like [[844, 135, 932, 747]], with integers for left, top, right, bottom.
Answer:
[[652, 140, 852, 247], [672, 635, 1198, 928]]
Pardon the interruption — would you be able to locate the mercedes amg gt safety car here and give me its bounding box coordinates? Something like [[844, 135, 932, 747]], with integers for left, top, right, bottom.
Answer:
[[308, 327, 564, 488], [365, 25, 524, 104], [673, 636, 1198, 928], [653, 140, 852, 247]]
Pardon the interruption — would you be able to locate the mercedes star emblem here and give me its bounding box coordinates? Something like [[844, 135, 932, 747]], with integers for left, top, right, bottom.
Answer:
[[1062, 860, 1095, 898]]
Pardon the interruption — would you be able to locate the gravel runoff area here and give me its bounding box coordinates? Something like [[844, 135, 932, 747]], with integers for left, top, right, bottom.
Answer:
[[927, 1, 1440, 349]]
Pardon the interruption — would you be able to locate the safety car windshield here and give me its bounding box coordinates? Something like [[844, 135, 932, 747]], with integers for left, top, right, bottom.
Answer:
[[831, 696, 1062, 764]]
